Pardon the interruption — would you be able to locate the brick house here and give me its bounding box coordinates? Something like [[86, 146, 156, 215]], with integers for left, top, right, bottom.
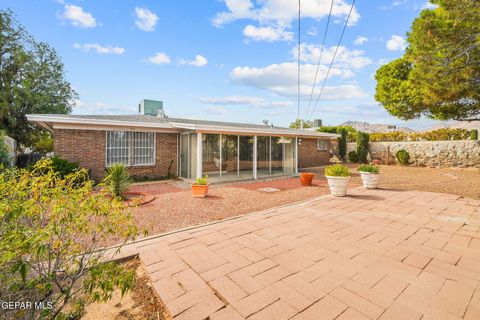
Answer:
[[27, 100, 337, 182]]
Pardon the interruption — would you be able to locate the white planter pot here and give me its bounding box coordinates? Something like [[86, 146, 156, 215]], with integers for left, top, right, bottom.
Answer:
[[325, 176, 351, 197], [359, 171, 380, 189]]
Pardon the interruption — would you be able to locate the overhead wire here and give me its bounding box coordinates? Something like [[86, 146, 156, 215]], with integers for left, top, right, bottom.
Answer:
[[308, 0, 357, 121], [304, 0, 335, 121]]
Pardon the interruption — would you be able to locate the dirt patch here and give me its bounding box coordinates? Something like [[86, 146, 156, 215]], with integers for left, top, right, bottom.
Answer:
[[376, 165, 480, 199], [83, 259, 167, 320]]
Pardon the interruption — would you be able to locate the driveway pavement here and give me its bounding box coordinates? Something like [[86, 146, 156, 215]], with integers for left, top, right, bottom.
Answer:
[[136, 188, 480, 320]]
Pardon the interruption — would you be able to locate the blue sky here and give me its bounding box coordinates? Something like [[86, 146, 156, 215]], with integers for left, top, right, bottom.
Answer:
[[1, 0, 438, 129]]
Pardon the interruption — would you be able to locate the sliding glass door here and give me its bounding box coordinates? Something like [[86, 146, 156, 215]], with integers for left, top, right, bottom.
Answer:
[[182, 133, 297, 182]]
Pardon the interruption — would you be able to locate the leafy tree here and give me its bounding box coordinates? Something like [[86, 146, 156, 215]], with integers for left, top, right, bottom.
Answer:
[[0, 159, 137, 319], [0, 130, 11, 167], [336, 128, 347, 161], [356, 131, 370, 163], [375, 0, 480, 121], [0, 10, 76, 148], [289, 119, 313, 129], [33, 131, 54, 153], [316, 125, 356, 134]]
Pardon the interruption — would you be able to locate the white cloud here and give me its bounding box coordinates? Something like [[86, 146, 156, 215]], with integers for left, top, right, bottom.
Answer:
[[230, 62, 366, 99], [243, 25, 293, 42], [354, 36, 368, 46], [204, 106, 227, 115], [386, 35, 407, 51], [421, 1, 438, 10], [293, 43, 372, 69], [178, 55, 208, 67], [73, 43, 125, 55], [381, 0, 407, 10], [147, 52, 171, 65], [134, 7, 159, 32], [213, 0, 360, 26], [307, 27, 318, 36], [198, 96, 293, 109], [212, 0, 359, 42], [60, 4, 96, 29], [73, 100, 136, 115]]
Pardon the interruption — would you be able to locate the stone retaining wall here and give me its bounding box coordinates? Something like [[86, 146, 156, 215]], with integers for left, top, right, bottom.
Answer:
[[346, 140, 480, 167]]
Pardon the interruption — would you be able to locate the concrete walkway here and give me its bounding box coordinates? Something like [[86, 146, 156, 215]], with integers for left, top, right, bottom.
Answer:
[[137, 188, 480, 320]]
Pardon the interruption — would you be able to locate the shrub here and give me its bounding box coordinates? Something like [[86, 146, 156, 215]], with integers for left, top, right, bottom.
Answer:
[[317, 125, 356, 134], [0, 159, 137, 319], [105, 163, 132, 198], [356, 131, 370, 163], [396, 149, 410, 165], [369, 128, 470, 142], [325, 164, 351, 177], [471, 129, 478, 140], [195, 175, 208, 185], [0, 131, 11, 168], [358, 164, 380, 174], [348, 150, 359, 163], [337, 128, 347, 161], [33, 132, 54, 153]]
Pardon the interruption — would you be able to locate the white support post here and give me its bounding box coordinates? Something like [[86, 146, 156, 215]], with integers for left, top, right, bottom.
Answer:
[[253, 135, 257, 179], [295, 137, 299, 174], [237, 135, 240, 178], [219, 134, 222, 179], [196, 132, 203, 179]]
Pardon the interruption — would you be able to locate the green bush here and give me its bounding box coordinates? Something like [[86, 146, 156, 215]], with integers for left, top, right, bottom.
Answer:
[[358, 164, 380, 174], [348, 151, 359, 163], [105, 163, 132, 198], [0, 131, 11, 168], [471, 129, 478, 140], [0, 159, 137, 319], [195, 175, 208, 185], [369, 128, 470, 142], [356, 132, 370, 163], [33, 132, 54, 153], [325, 164, 351, 177], [317, 125, 356, 134], [396, 149, 410, 165], [337, 128, 347, 161]]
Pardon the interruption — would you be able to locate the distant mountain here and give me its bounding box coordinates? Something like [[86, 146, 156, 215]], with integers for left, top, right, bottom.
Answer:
[[340, 121, 415, 133], [427, 121, 480, 131]]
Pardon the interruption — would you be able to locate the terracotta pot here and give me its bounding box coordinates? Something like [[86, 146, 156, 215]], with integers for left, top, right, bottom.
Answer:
[[192, 184, 209, 198], [325, 176, 351, 197], [299, 172, 315, 186]]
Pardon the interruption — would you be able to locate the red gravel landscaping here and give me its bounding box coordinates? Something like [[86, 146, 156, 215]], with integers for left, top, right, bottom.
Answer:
[[231, 176, 329, 191], [128, 181, 183, 195]]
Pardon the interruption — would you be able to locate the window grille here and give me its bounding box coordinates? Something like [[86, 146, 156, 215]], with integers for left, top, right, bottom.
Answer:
[[316, 139, 328, 151], [106, 131, 155, 166]]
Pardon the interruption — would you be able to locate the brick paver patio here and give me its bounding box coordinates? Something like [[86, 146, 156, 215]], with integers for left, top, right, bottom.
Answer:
[[135, 188, 480, 320]]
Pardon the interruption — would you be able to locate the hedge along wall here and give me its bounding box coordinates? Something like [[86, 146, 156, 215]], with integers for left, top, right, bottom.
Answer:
[[346, 140, 480, 168]]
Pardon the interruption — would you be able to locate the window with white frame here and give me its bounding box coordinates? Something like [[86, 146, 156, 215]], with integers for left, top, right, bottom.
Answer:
[[316, 139, 328, 151], [106, 131, 155, 166]]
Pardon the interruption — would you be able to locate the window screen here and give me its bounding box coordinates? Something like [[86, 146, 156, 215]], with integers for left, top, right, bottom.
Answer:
[[106, 131, 155, 166]]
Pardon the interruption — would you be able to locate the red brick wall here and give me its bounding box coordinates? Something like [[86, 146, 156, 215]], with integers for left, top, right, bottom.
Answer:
[[54, 129, 178, 181], [298, 138, 331, 168]]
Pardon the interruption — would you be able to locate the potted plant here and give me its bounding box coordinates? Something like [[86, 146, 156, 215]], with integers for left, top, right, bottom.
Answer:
[[192, 175, 209, 198], [358, 164, 380, 189], [299, 172, 315, 186], [324, 164, 351, 197]]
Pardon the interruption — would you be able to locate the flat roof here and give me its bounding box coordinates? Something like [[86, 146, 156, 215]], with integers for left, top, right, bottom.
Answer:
[[26, 114, 339, 138]]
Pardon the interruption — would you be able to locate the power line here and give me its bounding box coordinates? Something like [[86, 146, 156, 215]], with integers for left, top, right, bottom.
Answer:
[[308, 0, 357, 121], [297, 0, 301, 128], [304, 0, 335, 121]]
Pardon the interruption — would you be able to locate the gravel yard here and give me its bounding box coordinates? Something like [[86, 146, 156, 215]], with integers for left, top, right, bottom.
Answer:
[[127, 165, 479, 239]]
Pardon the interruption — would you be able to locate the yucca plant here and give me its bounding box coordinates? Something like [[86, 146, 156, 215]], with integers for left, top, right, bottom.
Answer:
[[105, 163, 132, 198]]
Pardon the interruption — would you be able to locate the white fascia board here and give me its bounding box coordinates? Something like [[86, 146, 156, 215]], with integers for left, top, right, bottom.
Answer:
[[170, 122, 339, 138], [26, 114, 175, 129]]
